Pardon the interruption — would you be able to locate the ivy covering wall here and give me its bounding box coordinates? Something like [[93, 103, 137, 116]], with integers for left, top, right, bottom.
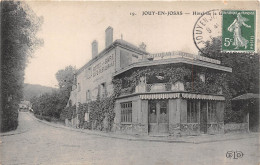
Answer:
[[63, 64, 232, 131], [60, 105, 75, 121], [71, 96, 116, 131], [113, 64, 232, 123], [113, 65, 227, 96]]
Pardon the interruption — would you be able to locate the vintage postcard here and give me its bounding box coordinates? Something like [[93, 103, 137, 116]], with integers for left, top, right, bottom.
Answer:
[[1, 1, 259, 165]]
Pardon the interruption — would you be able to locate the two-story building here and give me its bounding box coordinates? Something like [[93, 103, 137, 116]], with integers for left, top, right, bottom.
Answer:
[[67, 26, 232, 136], [67, 27, 148, 127]]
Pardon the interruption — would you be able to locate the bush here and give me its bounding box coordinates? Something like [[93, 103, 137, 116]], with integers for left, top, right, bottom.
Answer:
[[31, 90, 68, 119], [60, 105, 75, 121], [1, 101, 19, 132]]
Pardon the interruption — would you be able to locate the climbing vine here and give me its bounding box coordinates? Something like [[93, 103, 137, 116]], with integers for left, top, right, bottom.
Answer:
[[113, 65, 227, 96], [62, 64, 231, 130], [87, 95, 116, 130], [77, 103, 88, 128], [60, 105, 75, 121]]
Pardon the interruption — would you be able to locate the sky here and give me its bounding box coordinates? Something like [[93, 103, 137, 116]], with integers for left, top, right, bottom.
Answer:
[[24, 1, 259, 88]]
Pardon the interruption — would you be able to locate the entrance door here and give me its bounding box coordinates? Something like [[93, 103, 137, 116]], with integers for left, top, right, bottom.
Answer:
[[200, 101, 207, 134], [148, 100, 169, 134]]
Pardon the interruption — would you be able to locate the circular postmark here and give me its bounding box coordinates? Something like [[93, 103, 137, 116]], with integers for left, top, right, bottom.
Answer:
[[193, 9, 222, 54]]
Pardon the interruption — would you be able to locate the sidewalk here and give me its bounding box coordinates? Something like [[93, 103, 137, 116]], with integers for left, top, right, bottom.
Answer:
[[29, 112, 258, 144], [0, 112, 30, 137]]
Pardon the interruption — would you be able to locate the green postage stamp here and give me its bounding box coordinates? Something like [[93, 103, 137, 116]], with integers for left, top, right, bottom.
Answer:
[[222, 10, 256, 52]]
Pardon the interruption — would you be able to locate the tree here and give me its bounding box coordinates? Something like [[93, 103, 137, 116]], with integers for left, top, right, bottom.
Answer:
[[31, 66, 76, 120], [200, 37, 259, 97], [1, 1, 43, 132], [55, 66, 76, 95], [200, 37, 259, 122]]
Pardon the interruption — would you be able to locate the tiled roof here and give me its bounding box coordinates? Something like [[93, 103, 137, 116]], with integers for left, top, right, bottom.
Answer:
[[76, 39, 148, 75]]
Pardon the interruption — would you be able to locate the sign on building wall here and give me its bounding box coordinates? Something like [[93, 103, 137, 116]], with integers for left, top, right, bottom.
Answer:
[[93, 54, 115, 77], [147, 51, 221, 64]]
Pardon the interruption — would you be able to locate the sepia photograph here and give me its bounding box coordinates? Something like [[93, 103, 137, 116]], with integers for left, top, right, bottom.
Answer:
[[0, 1, 259, 165]]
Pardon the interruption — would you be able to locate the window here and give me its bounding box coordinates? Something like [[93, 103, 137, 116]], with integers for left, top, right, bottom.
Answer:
[[121, 102, 132, 123], [159, 100, 168, 123], [187, 100, 199, 123], [86, 90, 91, 101], [84, 112, 89, 121], [101, 83, 107, 98], [208, 101, 217, 122], [149, 100, 157, 123], [77, 83, 81, 92], [198, 73, 205, 82], [97, 85, 101, 98]]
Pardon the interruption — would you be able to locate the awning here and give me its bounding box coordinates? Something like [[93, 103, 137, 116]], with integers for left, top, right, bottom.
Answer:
[[182, 93, 225, 101], [139, 93, 180, 100], [139, 93, 225, 100]]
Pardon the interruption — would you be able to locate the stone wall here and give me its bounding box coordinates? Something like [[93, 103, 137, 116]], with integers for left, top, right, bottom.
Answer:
[[113, 123, 148, 135], [169, 123, 181, 136], [207, 122, 224, 134], [224, 123, 249, 133], [180, 123, 200, 136]]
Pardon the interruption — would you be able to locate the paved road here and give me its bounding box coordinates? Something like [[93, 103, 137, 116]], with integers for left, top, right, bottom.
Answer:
[[0, 112, 259, 165]]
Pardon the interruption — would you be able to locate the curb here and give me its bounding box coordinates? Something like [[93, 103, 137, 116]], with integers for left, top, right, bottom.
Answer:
[[0, 113, 31, 137], [0, 130, 29, 137], [28, 113, 258, 144], [29, 113, 191, 143]]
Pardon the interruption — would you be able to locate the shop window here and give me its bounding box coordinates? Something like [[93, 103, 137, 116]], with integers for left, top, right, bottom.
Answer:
[[121, 102, 132, 123], [149, 100, 157, 123], [208, 101, 217, 122], [187, 100, 199, 123], [159, 100, 168, 123]]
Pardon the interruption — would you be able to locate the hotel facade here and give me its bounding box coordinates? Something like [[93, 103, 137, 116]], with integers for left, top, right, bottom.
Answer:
[[67, 27, 232, 136]]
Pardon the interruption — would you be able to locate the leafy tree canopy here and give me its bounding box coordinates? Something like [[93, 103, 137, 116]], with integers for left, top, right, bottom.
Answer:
[[55, 65, 76, 92], [31, 66, 77, 119], [1, 1, 43, 132], [200, 37, 259, 97]]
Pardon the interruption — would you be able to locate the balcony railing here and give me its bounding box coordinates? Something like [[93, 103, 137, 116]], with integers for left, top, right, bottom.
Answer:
[[121, 82, 184, 96], [146, 83, 172, 92], [120, 81, 223, 96]]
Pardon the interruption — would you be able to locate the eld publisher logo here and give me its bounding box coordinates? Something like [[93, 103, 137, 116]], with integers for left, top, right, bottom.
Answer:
[[226, 151, 244, 159]]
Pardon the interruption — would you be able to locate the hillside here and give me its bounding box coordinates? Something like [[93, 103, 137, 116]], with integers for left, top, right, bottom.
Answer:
[[23, 83, 57, 101]]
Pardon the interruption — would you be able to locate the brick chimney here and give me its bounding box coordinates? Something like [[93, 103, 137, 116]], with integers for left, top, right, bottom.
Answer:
[[92, 40, 98, 58], [105, 26, 113, 48]]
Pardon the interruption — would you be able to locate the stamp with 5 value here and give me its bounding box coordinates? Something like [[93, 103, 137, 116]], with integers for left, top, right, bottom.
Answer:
[[222, 10, 256, 52], [193, 10, 256, 54]]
